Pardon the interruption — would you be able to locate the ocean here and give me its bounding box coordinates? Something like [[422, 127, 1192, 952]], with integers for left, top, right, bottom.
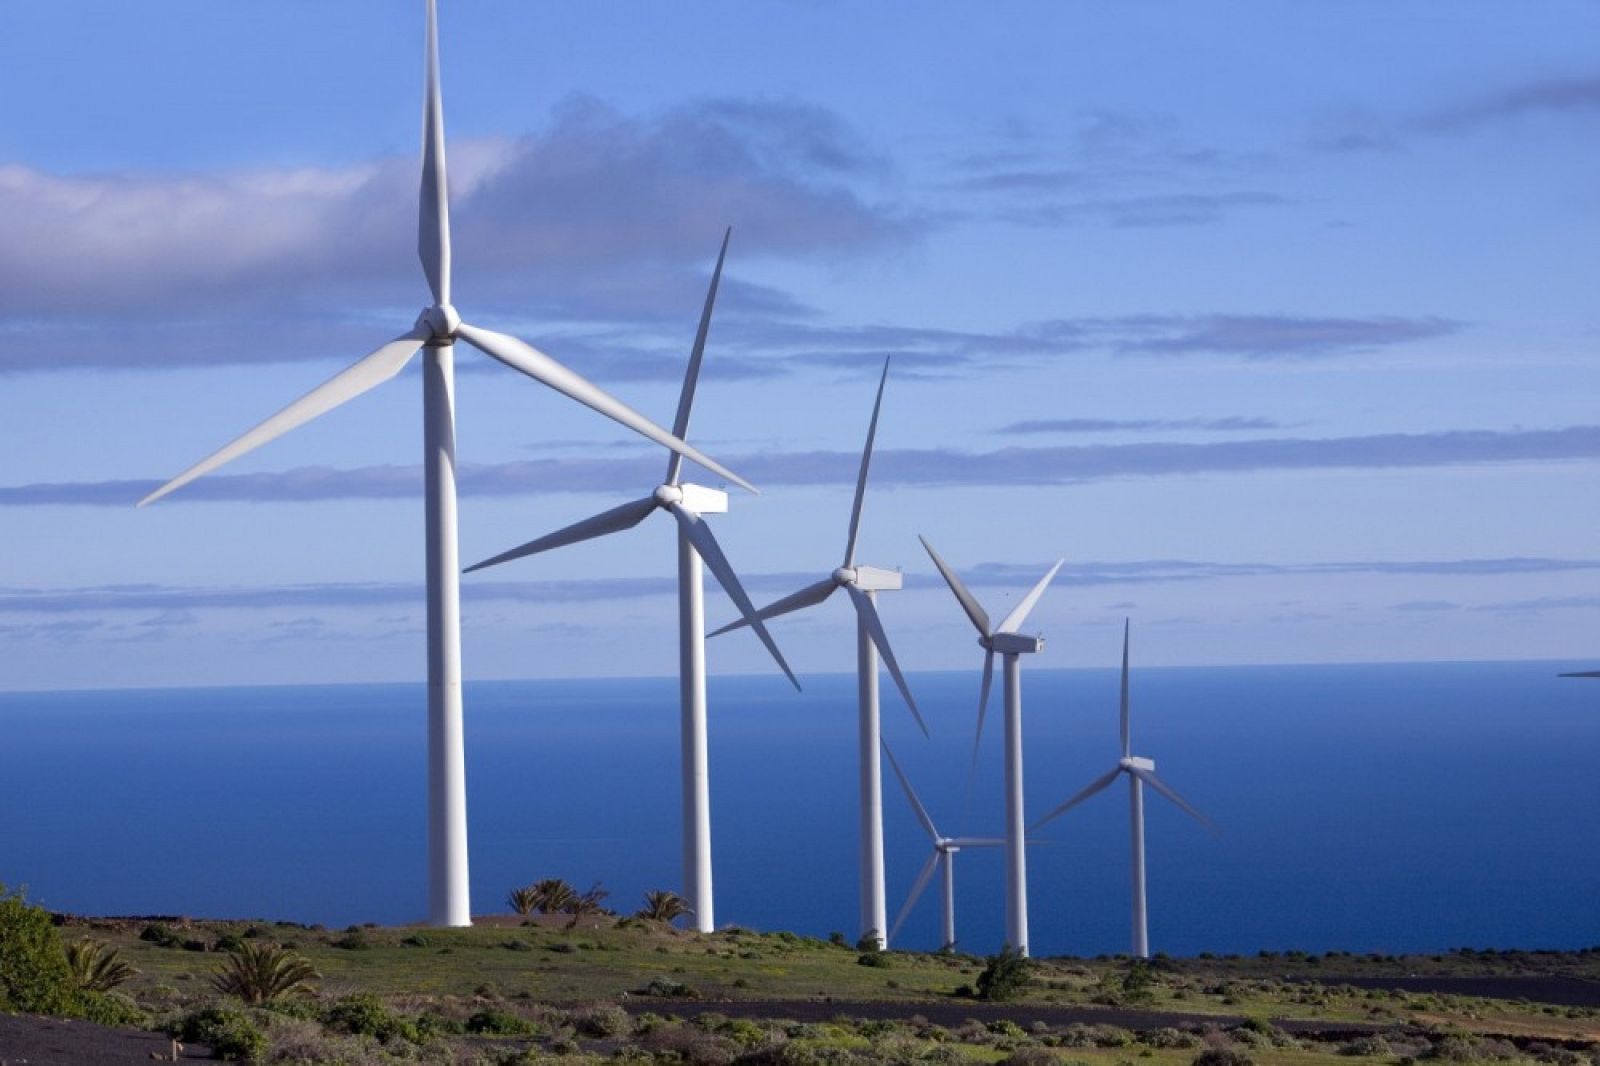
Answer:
[[1, 661, 1596, 958]]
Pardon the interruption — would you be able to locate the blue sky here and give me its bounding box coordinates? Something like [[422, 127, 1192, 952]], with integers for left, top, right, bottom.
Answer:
[[3, 1, 1600, 689]]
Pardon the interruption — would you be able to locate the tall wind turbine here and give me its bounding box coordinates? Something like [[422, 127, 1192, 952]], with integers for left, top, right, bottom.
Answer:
[[137, 0, 751, 928], [920, 538, 1062, 956], [712, 358, 927, 949], [1033, 620, 1214, 958], [882, 740, 1002, 951], [464, 229, 795, 933]]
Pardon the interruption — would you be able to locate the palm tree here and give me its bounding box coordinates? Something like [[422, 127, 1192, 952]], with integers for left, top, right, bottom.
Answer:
[[210, 941, 320, 1005], [636, 890, 691, 924], [530, 878, 577, 915], [65, 938, 138, 992], [507, 885, 540, 916]]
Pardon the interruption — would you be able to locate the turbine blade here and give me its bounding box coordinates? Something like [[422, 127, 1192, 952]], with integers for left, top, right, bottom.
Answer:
[[969, 649, 995, 778], [842, 357, 890, 568], [919, 536, 990, 636], [708, 578, 837, 638], [1132, 767, 1217, 833], [418, 0, 451, 306], [847, 585, 928, 737], [888, 851, 940, 947], [948, 837, 1006, 847], [456, 323, 755, 494], [1120, 618, 1131, 758], [464, 495, 657, 574], [665, 228, 730, 487], [670, 503, 799, 691], [1031, 765, 1122, 830], [997, 558, 1065, 634], [138, 329, 426, 507], [881, 739, 939, 842]]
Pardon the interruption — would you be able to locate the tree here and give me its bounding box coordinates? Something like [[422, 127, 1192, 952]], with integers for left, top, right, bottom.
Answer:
[[563, 882, 612, 928], [530, 878, 577, 915], [210, 941, 320, 1005], [636, 890, 691, 924], [507, 885, 540, 916], [975, 944, 1031, 1002], [65, 938, 138, 993]]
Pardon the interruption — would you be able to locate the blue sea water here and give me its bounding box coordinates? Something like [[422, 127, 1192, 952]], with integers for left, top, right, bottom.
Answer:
[[1, 661, 1597, 958]]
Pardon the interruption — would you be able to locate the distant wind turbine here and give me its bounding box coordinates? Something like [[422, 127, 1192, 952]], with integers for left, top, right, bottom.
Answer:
[[464, 229, 795, 933], [882, 740, 1002, 951], [137, 0, 750, 928], [1032, 620, 1214, 958], [713, 358, 927, 949], [920, 538, 1063, 956]]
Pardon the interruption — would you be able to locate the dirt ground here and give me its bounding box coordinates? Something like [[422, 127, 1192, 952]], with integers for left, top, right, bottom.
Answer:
[[0, 1012, 209, 1065]]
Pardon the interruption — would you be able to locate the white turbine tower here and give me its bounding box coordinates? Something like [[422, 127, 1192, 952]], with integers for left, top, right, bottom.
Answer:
[[881, 740, 1002, 951], [1033, 620, 1214, 958], [137, 0, 751, 928], [919, 538, 1062, 956], [464, 229, 795, 933], [711, 358, 927, 949]]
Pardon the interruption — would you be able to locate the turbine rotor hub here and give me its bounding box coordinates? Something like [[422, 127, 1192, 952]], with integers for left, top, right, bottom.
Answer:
[[653, 484, 684, 507], [418, 303, 461, 344], [832, 566, 857, 586]]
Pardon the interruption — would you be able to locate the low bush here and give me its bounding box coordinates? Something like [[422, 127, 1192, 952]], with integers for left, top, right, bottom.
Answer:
[[1002, 1050, 1063, 1066], [465, 1008, 542, 1035], [1193, 1050, 1254, 1066], [322, 993, 421, 1044], [178, 1005, 269, 1062], [572, 1001, 631, 1038]]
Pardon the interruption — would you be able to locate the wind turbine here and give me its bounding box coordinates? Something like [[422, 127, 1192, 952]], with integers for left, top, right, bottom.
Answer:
[[1032, 620, 1214, 958], [136, 0, 751, 928], [464, 229, 794, 933], [711, 358, 927, 949], [882, 740, 1002, 951], [919, 538, 1062, 956]]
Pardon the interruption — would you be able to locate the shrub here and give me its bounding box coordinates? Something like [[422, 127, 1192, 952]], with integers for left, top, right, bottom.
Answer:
[[330, 930, 370, 950], [65, 938, 138, 993], [0, 884, 77, 1015], [78, 990, 147, 1028], [1193, 1050, 1255, 1066], [210, 941, 320, 1004], [635, 977, 700, 998], [1144, 1028, 1202, 1050], [1341, 1036, 1393, 1057], [856, 951, 890, 968], [976, 945, 1031, 1002], [178, 1005, 269, 1062], [572, 1002, 632, 1038], [465, 1009, 542, 1035], [139, 922, 184, 948], [323, 993, 419, 1044]]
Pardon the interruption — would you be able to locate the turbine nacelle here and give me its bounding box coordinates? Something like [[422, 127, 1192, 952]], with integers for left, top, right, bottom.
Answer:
[[987, 631, 1044, 655], [834, 564, 902, 591], [653, 482, 727, 514], [1120, 756, 1155, 773], [416, 303, 462, 343]]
